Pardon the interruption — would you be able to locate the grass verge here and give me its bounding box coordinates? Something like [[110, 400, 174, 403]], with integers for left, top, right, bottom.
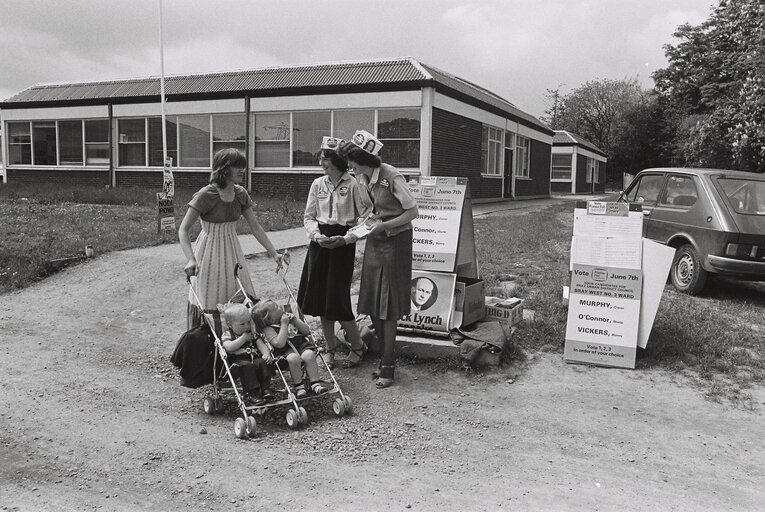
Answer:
[[474, 200, 765, 403], [0, 183, 304, 293]]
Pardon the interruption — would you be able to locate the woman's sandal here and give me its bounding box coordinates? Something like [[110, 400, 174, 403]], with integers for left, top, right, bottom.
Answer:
[[340, 343, 368, 368], [374, 365, 395, 389]]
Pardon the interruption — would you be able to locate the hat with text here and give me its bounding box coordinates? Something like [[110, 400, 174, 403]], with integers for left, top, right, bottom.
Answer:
[[320, 136, 345, 152], [351, 129, 383, 156]]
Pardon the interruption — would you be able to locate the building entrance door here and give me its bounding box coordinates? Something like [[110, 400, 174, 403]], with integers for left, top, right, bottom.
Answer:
[[503, 148, 514, 198]]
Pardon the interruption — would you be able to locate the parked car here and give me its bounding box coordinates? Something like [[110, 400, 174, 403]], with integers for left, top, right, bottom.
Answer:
[[618, 168, 765, 294]]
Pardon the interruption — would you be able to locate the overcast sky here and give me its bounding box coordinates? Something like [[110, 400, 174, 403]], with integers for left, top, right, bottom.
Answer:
[[0, 0, 714, 118]]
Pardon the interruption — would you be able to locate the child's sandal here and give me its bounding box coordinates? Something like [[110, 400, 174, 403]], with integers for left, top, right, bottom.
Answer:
[[295, 385, 308, 399], [310, 381, 328, 395]]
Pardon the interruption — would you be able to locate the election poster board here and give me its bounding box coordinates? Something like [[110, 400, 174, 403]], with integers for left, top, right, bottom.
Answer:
[[407, 177, 478, 278], [564, 201, 644, 368], [399, 270, 457, 335], [157, 157, 176, 234]]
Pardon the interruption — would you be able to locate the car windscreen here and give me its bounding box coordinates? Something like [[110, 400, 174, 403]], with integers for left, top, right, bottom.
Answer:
[[716, 178, 765, 215]]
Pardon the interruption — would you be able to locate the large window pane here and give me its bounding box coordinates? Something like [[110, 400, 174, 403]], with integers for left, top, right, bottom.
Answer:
[[516, 136, 530, 178], [255, 142, 290, 167], [212, 114, 246, 159], [213, 114, 245, 142], [118, 119, 146, 166], [333, 110, 374, 141], [85, 119, 109, 165], [32, 122, 57, 165], [551, 154, 572, 180], [59, 120, 83, 165], [380, 140, 420, 168], [293, 111, 330, 166], [148, 117, 178, 167], [378, 109, 420, 138], [8, 122, 31, 165], [254, 113, 290, 141], [378, 109, 420, 168], [178, 115, 210, 167], [254, 113, 290, 167]]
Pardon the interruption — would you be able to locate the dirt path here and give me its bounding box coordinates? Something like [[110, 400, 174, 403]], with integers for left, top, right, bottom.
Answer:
[[0, 243, 763, 511]]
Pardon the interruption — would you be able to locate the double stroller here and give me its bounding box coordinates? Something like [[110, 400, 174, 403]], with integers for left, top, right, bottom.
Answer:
[[186, 260, 353, 439]]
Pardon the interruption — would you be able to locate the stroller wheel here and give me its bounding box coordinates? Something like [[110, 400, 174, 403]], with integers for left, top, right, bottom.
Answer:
[[332, 398, 346, 417], [203, 396, 216, 415], [343, 395, 354, 415], [298, 407, 308, 425], [247, 416, 257, 436], [234, 418, 248, 439], [286, 409, 299, 429]]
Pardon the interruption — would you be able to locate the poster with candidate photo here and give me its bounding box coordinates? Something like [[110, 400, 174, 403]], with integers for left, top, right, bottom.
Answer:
[[398, 270, 456, 334]]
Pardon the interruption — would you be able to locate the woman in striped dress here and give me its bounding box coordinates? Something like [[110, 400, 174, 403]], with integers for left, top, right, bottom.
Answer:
[[179, 148, 285, 333]]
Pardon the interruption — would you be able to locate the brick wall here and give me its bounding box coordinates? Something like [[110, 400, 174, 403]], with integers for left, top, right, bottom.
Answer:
[[6, 169, 109, 187], [514, 139, 551, 197], [431, 108, 502, 200], [116, 170, 210, 189], [251, 173, 317, 199]]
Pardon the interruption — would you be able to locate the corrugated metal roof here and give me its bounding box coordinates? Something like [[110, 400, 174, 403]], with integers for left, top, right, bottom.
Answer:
[[1, 57, 550, 131], [553, 130, 606, 156], [2, 58, 426, 103], [417, 62, 549, 130]]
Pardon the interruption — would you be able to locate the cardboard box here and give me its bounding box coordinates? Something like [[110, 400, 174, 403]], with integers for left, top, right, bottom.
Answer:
[[485, 296, 524, 326], [454, 276, 486, 327]]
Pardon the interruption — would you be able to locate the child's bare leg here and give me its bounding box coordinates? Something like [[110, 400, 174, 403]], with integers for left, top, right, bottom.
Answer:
[[285, 352, 303, 386], [301, 349, 320, 382]]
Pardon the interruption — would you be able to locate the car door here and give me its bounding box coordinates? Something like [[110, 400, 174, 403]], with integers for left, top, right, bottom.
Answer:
[[647, 173, 703, 244], [622, 172, 666, 237]]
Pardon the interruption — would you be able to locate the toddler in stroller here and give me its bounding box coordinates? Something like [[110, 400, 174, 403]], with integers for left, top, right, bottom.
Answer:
[[251, 299, 328, 399], [220, 303, 275, 405]]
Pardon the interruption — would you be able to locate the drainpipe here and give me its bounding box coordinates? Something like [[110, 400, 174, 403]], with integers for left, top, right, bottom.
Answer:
[[108, 103, 114, 188], [419, 87, 434, 177], [244, 95, 251, 192]]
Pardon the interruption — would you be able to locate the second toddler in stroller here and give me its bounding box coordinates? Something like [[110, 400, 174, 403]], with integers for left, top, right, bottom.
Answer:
[[251, 299, 328, 399], [220, 303, 275, 405]]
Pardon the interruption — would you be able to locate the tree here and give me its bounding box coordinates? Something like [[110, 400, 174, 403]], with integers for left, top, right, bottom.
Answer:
[[653, 0, 765, 172], [544, 77, 645, 153]]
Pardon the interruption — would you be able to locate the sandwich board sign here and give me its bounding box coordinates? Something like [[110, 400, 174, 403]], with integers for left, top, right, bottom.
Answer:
[[407, 176, 478, 279], [564, 201, 644, 368], [397, 177, 484, 338]]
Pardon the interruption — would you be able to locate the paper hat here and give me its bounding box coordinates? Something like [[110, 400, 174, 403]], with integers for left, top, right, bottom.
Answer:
[[351, 129, 383, 156], [320, 136, 345, 151]]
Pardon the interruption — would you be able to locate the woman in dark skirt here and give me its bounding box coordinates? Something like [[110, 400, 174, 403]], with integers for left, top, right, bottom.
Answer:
[[339, 130, 419, 388], [297, 136, 371, 369]]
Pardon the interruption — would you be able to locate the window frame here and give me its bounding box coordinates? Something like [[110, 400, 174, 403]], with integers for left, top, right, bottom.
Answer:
[[551, 152, 573, 181], [8, 121, 32, 165], [481, 125, 503, 176], [516, 135, 531, 179], [252, 108, 421, 171]]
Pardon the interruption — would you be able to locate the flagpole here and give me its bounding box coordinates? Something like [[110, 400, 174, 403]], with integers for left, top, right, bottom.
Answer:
[[158, 0, 167, 165]]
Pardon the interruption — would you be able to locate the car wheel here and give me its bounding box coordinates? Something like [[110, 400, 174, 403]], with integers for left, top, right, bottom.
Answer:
[[671, 244, 708, 294]]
